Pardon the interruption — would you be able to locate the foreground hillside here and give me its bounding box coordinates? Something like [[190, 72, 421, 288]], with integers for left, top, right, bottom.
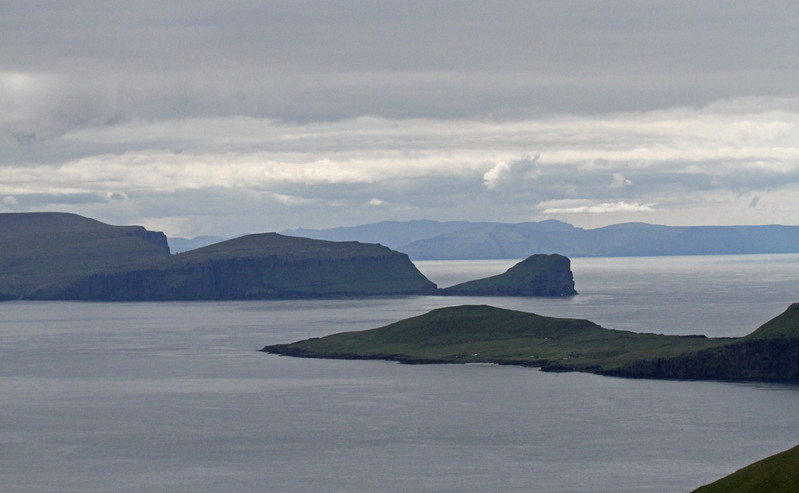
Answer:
[[263, 303, 799, 381], [0, 213, 435, 300], [691, 444, 799, 493]]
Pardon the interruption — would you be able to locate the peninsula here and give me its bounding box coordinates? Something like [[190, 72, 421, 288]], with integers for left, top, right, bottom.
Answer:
[[262, 303, 799, 382], [0, 212, 434, 300], [0, 212, 575, 301]]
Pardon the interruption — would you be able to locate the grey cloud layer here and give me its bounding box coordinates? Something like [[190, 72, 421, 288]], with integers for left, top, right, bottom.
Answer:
[[1, 2, 798, 234], [4, 1, 798, 129], [2, 100, 798, 235]]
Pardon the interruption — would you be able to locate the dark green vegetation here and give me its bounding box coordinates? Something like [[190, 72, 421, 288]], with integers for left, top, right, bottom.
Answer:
[[440, 253, 576, 296], [0, 212, 170, 300], [263, 305, 727, 371], [263, 303, 799, 381], [691, 444, 799, 493], [284, 219, 799, 259], [0, 212, 435, 300]]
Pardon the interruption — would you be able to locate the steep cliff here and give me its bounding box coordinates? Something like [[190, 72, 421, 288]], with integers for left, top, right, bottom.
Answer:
[[0, 212, 169, 299], [41, 232, 437, 300]]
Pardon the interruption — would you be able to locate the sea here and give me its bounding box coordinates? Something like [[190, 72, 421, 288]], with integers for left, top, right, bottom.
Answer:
[[2, 254, 799, 492]]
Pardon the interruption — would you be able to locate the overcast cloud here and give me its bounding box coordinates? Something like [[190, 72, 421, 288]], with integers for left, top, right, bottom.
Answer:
[[1, 1, 798, 237]]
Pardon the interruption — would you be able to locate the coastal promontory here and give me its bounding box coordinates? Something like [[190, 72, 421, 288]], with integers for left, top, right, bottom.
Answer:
[[439, 253, 576, 296], [67, 233, 437, 300], [1, 212, 584, 301], [263, 303, 799, 382], [0, 212, 435, 300]]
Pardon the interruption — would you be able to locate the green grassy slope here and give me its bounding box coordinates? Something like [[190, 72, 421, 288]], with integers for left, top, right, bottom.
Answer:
[[263, 304, 727, 370], [744, 303, 799, 340], [691, 444, 799, 493], [263, 303, 799, 381]]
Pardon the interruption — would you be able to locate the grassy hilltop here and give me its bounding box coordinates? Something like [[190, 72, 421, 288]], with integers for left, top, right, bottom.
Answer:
[[263, 304, 727, 371], [263, 303, 799, 381]]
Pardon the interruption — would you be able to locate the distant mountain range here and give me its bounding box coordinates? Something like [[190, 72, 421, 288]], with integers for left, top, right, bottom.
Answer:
[[283, 220, 799, 259]]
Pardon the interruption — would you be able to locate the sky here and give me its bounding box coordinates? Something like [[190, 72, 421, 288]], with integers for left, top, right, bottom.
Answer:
[[2, 1, 799, 238]]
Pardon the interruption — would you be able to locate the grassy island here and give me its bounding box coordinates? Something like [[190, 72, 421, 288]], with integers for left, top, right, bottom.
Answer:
[[263, 303, 799, 381]]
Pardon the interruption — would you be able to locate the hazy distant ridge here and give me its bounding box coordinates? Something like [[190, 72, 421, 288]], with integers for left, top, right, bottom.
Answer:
[[284, 220, 799, 259]]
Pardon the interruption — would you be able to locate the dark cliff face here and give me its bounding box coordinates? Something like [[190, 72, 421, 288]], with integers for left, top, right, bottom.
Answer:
[[0, 212, 171, 299], [124, 226, 170, 254], [440, 254, 577, 297], [2, 213, 438, 301], [607, 338, 799, 381], [51, 250, 437, 301], [607, 302, 799, 381]]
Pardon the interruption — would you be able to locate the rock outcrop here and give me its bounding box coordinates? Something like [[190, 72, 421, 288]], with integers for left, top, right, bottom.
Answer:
[[438, 253, 577, 296]]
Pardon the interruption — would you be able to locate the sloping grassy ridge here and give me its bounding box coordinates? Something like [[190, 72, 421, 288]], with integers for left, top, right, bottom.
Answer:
[[263, 303, 799, 381], [263, 305, 730, 371], [691, 444, 799, 493]]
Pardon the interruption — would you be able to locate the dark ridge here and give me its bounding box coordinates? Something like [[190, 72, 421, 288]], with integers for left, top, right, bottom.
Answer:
[[0, 213, 435, 301]]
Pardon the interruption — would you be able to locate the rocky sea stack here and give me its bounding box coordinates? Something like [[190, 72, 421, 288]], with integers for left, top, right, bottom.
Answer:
[[439, 253, 577, 296]]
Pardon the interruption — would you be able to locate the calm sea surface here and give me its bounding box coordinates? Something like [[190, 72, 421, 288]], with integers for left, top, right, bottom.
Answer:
[[2, 255, 799, 492]]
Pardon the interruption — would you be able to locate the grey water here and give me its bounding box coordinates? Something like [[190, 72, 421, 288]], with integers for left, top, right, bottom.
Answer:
[[2, 255, 799, 492]]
